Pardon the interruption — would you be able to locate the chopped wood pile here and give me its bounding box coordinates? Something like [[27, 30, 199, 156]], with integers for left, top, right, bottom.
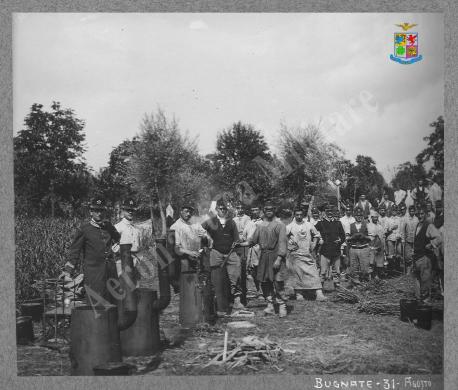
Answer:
[[203, 335, 284, 371]]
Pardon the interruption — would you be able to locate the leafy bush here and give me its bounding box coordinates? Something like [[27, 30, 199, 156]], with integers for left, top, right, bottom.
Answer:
[[15, 217, 81, 302]]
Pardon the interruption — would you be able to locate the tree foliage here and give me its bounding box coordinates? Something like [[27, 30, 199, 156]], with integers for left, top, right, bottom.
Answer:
[[341, 155, 386, 205], [14, 102, 91, 216], [210, 121, 273, 204], [130, 108, 211, 236], [391, 161, 427, 191], [416, 116, 444, 185], [276, 123, 347, 204]]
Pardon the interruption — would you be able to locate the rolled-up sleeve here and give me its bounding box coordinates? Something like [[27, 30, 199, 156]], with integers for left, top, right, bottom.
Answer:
[[427, 224, 442, 248], [277, 223, 287, 258]]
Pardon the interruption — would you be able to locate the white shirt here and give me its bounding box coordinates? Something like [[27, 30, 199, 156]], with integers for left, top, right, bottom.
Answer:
[[340, 215, 356, 235], [115, 218, 140, 251], [233, 214, 251, 240], [170, 217, 207, 252]]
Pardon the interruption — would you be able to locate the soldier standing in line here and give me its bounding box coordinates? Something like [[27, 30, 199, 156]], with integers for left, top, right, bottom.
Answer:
[[62, 197, 121, 304]]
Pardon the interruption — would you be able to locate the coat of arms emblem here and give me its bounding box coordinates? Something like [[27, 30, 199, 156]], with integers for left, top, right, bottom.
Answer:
[[390, 23, 423, 64]]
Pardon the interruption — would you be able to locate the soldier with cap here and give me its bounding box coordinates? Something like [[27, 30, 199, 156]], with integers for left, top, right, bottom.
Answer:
[[315, 205, 346, 288], [247, 200, 288, 317], [62, 197, 121, 304]]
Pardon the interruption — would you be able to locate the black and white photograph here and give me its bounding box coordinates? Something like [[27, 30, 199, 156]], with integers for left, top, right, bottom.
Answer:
[[12, 12, 444, 381]]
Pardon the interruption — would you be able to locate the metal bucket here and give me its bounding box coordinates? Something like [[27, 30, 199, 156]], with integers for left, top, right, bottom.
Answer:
[[415, 304, 432, 330], [70, 305, 122, 376], [399, 299, 417, 322], [16, 316, 34, 345], [21, 302, 43, 322]]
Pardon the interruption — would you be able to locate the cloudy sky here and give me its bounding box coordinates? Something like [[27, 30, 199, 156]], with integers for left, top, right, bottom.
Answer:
[[13, 13, 443, 182]]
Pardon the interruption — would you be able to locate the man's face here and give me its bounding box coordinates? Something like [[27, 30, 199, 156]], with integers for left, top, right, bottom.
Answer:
[[355, 212, 363, 222], [180, 208, 193, 222], [418, 210, 426, 222], [418, 179, 423, 187], [379, 208, 386, 217], [325, 209, 333, 219], [400, 206, 406, 215], [264, 207, 275, 219], [294, 211, 304, 223], [409, 208, 415, 217], [360, 196, 366, 202], [217, 206, 228, 218], [123, 209, 133, 221], [236, 206, 244, 216], [371, 216, 379, 224], [90, 209, 104, 223], [426, 202, 432, 212], [251, 207, 260, 219], [312, 211, 319, 220], [345, 207, 352, 217], [391, 208, 397, 217], [383, 194, 389, 200]]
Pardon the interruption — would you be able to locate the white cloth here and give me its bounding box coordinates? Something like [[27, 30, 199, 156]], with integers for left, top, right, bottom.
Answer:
[[286, 220, 321, 256], [170, 217, 207, 252], [404, 190, 415, 209], [244, 217, 263, 267], [166, 204, 174, 218], [115, 218, 140, 251], [386, 216, 401, 241], [428, 183, 443, 206], [340, 215, 356, 235], [394, 189, 407, 205], [233, 214, 252, 240]]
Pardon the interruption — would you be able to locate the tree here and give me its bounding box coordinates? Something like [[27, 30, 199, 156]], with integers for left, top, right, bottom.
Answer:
[[276, 123, 347, 205], [391, 161, 427, 191], [416, 116, 444, 185], [210, 121, 273, 205], [14, 102, 91, 217], [341, 155, 386, 205], [95, 138, 139, 208], [130, 108, 210, 237]]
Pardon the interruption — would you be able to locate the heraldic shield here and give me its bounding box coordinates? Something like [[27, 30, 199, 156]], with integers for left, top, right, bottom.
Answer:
[[390, 24, 423, 64]]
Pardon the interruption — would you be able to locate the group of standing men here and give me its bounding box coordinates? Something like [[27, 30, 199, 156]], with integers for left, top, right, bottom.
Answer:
[[62, 176, 443, 321]]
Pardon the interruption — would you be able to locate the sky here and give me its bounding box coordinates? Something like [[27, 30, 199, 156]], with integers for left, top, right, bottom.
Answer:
[[13, 13, 444, 182]]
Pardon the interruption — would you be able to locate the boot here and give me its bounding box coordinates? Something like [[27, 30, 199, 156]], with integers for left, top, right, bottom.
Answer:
[[264, 302, 274, 315], [315, 289, 328, 302], [278, 302, 287, 318], [233, 296, 245, 310]]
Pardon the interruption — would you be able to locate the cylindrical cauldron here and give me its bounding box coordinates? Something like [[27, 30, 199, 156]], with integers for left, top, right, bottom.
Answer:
[[70, 305, 122, 376], [17, 316, 34, 345], [120, 289, 160, 356]]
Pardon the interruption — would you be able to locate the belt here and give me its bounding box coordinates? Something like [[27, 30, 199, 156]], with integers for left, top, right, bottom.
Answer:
[[350, 244, 369, 249]]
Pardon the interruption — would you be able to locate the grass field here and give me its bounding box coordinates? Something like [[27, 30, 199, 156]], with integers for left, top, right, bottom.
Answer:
[[17, 275, 443, 376]]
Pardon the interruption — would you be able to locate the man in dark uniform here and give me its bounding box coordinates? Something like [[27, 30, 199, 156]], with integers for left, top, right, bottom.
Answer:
[[62, 197, 121, 305]]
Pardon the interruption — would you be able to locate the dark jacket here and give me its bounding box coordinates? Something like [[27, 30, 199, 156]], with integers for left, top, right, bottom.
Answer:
[[202, 217, 238, 254], [315, 219, 346, 258]]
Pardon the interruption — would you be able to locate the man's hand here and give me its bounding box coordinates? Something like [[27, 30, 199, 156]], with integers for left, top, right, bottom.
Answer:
[[187, 250, 200, 259], [273, 256, 282, 270], [58, 271, 73, 282]]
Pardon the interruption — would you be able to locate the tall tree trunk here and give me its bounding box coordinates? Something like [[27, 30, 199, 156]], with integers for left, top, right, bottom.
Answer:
[[50, 181, 55, 218], [157, 197, 167, 239]]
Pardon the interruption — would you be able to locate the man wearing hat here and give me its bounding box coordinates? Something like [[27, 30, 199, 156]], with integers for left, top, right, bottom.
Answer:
[[115, 199, 140, 253], [354, 194, 372, 220], [315, 205, 346, 287], [379, 193, 394, 215], [248, 201, 288, 317], [202, 198, 243, 313], [367, 210, 385, 279], [285, 207, 327, 301], [63, 197, 121, 303], [412, 206, 442, 303], [399, 205, 419, 273], [385, 205, 402, 269], [348, 207, 372, 283]]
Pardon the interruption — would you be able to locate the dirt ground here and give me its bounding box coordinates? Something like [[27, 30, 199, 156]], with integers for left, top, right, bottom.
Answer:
[[17, 276, 443, 376]]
